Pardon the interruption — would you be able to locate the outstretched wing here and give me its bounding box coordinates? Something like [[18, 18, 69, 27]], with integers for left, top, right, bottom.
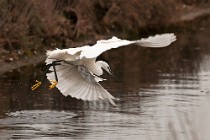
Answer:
[[80, 33, 176, 59], [46, 61, 116, 106]]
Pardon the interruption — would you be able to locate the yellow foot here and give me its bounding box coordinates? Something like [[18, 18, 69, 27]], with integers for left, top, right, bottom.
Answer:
[[49, 80, 58, 90], [31, 80, 42, 90]]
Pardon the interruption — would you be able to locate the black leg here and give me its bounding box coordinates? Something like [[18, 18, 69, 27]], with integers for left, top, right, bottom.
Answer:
[[48, 60, 63, 89], [31, 60, 62, 90], [51, 61, 59, 82], [40, 64, 52, 83]]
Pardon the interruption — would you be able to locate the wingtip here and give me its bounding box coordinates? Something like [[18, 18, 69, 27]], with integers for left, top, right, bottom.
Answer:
[[136, 33, 177, 48]]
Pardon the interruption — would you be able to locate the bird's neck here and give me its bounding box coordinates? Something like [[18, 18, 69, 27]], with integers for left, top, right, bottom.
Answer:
[[83, 59, 103, 76]]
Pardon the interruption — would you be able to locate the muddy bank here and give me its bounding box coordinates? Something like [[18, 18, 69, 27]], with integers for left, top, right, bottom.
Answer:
[[0, 0, 210, 75]]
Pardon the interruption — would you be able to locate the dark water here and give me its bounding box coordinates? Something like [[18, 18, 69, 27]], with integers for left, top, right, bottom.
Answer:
[[1, 19, 210, 140]]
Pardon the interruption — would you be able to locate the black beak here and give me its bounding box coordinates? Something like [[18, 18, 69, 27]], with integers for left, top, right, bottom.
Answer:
[[108, 67, 119, 82]]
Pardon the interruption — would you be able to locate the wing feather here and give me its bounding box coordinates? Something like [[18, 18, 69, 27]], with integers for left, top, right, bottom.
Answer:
[[46, 62, 116, 105], [86, 86, 94, 101], [57, 78, 71, 96], [58, 72, 86, 97], [135, 33, 176, 48], [99, 87, 116, 106], [71, 82, 87, 98], [96, 86, 104, 100], [46, 46, 90, 64], [92, 86, 99, 100], [78, 84, 89, 100], [80, 36, 132, 59], [46, 33, 176, 60], [80, 33, 176, 59], [99, 87, 108, 100]]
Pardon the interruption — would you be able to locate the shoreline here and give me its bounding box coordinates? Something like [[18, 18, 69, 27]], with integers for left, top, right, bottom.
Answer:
[[1, 7, 210, 75]]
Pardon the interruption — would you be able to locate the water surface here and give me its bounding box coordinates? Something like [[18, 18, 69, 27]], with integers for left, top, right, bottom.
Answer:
[[0, 20, 210, 139]]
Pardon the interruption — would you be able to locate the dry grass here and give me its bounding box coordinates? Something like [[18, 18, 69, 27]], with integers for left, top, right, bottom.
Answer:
[[0, 0, 209, 61]]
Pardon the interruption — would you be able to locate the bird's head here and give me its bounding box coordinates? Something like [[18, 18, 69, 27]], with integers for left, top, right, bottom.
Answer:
[[97, 61, 119, 81], [97, 61, 110, 73]]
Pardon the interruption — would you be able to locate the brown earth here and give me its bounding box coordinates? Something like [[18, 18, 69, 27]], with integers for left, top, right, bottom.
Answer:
[[0, 0, 210, 75]]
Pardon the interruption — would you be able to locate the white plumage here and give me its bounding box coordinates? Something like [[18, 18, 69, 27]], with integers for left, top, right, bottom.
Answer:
[[45, 33, 176, 106]]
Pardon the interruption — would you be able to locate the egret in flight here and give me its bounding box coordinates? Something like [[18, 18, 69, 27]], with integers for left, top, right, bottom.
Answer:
[[32, 33, 176, 106]]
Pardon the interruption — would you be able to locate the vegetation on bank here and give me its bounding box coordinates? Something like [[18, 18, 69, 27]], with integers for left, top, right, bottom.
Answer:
[[0, 0, 209, 68]]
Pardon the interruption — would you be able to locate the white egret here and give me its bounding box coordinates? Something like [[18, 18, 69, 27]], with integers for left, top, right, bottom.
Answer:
[[32, 33, 176, 106]]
